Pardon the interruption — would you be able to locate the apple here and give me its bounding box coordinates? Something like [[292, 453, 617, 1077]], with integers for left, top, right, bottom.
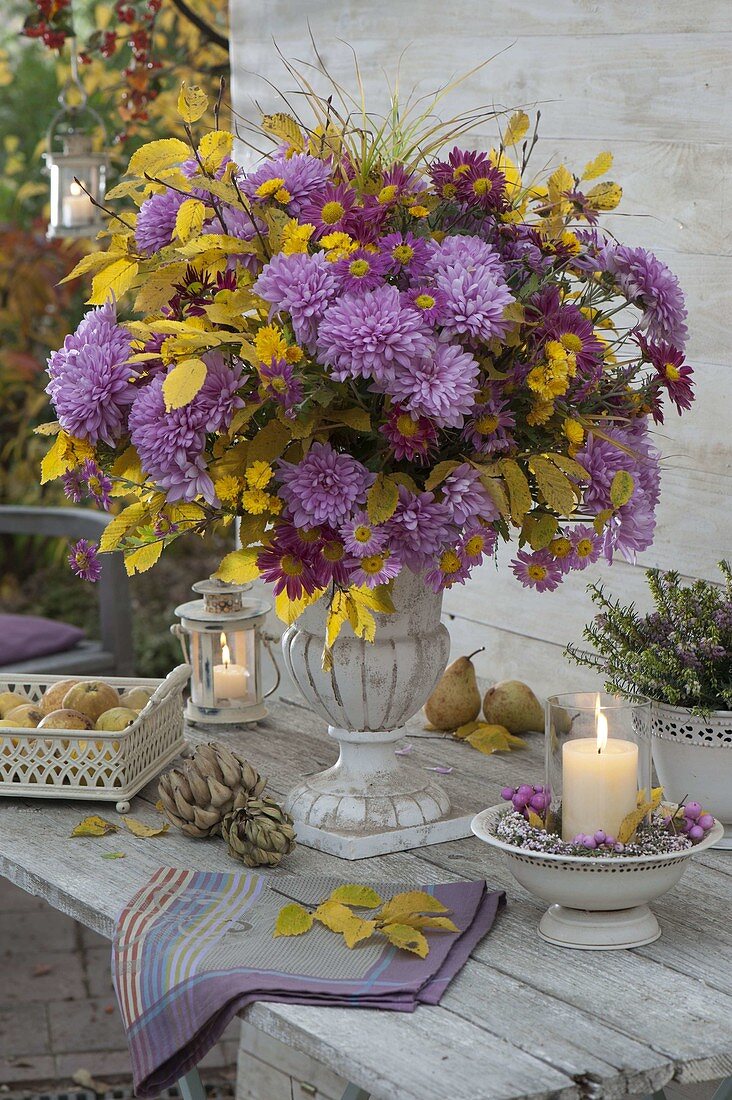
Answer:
[[95, 707, 138, 732], [5, 704, 44, 728], [120, 687, 152, 711], [62, 681, 119, 723], [40, 679, 80, 716], [38, 709, 94, 731], [0, 691, 27, 717]]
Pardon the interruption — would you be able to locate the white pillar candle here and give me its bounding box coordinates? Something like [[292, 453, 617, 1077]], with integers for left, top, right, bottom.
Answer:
[[213, 633, 249, 702], [561, 704, 638, 840], [62, 182, 94, 226]]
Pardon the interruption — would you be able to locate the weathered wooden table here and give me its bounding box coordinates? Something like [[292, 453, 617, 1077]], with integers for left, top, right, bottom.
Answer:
[[1, 696, 731, 1100]]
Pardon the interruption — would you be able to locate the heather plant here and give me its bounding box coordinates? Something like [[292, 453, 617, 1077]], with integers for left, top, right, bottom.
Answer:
[[566, 563, 732, 714]]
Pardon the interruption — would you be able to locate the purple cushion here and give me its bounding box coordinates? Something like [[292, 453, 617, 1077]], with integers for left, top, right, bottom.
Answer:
[[0, 614, 85, 666]]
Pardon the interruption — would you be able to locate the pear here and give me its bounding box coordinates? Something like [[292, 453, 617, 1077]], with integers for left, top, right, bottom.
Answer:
[[5, 704, 44, 729], [424, 648, 484, 731], [482, 680, 544, 734], [40, 679, 80, 716], [63, 681, 119, 723], [38, 709, 94, 731], [119, 687, 152, 711], [95, 707, 138, 732], [0, 691, 26, 717]]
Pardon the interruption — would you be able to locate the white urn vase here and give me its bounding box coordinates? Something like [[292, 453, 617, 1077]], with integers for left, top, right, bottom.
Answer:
[[281, 569, 472, 857]]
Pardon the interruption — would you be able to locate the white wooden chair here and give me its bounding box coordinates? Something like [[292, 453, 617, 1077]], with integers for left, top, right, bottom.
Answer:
[[0, 506, 134, 676]]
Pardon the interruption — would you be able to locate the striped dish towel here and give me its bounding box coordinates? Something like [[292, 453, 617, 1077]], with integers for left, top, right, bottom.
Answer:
[[112, 868, 505, 1096]]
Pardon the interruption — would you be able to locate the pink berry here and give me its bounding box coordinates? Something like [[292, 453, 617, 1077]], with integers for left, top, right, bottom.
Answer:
[[517, 784, 534, 799], [614, 842, 625, 852], [513, 793, 529, 810], [583, 836, 597, 849], [605, 835, 616, 846], [688, 824, 704, 841], [685, 801, 702, 820], [501, 787, 515, 801], [594, 829, 606, 843], [572, 834, 584, 844], [530, 793, 547, 811], [698, 813, 714, 830]]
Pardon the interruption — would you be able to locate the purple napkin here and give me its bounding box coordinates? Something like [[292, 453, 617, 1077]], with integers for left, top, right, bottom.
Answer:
[[112, 867, 505, 1096]]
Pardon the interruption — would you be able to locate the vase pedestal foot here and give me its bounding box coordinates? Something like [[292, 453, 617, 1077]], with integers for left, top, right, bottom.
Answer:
[[284, 725, 474, 859], [538, 903, 661, 950]]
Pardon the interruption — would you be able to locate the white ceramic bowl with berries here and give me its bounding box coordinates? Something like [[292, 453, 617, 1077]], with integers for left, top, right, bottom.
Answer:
[[471, 800, 723, 951]]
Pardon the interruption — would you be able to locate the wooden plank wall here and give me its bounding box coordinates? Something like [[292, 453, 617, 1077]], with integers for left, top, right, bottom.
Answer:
[[229, 0, 732, 696]]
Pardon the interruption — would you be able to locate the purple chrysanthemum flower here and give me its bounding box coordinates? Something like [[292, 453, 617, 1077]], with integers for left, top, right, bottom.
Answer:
[[299, 181, 357, 237], [310, 536, 353, 588], [401, 285, 447, 325], [378, 163, 428, 203], [62, 468, 85, 504], [347, 549, 402, 589], [256, 540, 320, 600], [430, 147, 491, 199], [387, 486, 452, 571], [384, 339, 480, 428], [259, 358, 304, 417], [135, 188, 188, 255], [340, 511, 388, 558], [456, 162, 507, 212], [254, 252, 339, 352], [427, 234, 504, 276], [600, 244, 688, 348], [440, 463, 498, 525], [47, 302, 136, 446], [461, 396, 515, 455], [424, 546, 471, 592], [380, 406, 438, 463], [242, 152, 331, 215], [568, 525, 602, 570], [78, 459, 112, 510], [542, 305, 605, 390], [196, 353, 245, 431], [460, 523, 497, 566], [380, 232, 433, 279], [435, 264, 515, 344], [333, 248, 389, 293], [68, 538, 102, 583], [277, 442, 373, 529], [636, 334, 694, 418], [317, 284, 434, 384], [511, 549, 563, 592]]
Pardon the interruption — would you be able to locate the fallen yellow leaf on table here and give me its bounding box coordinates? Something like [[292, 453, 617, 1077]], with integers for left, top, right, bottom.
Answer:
[[122, 817, 170, 838], [71, 816, 119, 837]]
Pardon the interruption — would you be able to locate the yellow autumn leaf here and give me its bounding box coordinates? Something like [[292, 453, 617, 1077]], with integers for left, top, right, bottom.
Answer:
[[162, 358, 208, 411], [128, 138, 191, 179], [547, 164, 574, 212], [523, 513, 558, 551], [326, 591, 351, 650], [475, 468, 510, 517], [379, 891, 449, 924], [34, 421, 61, 437], [586, 181, 623, 211], [177, 234, 258, 260], [274, 903, 313, 937], [498, 458, 532, 523], [349, 584, 395, 617], [98, 502, 148, 552], [87, 258, 139, 306], [261, 112, 305, 153], [198, 130, 234, 174], [329, 884, 382, 908], [315, 899, 359, 932], [216, 547, 261, 584], [60, 250, 122, 284], [366, 473, 399, 524], [109, 445, 145, 498], [124, 541, 163, 576], [40, 433, 84, 484], [527, 809, 545, 830], [134, 263, 188, 313], [381, 923, 429, 958], [503, 110, 530, 147], [245, 419, 291, 465], [464, 723, 527, 755], [392, 913, 460, 933], [425, 460, 460, 492], [274, 587, 324, 626], [325, 406, 372, 433], [71, 815, 119, 837], [581, 151, 613, 181], [546, 454, 588, 481], [175, 198, 206, 243], [610, 469, 635, 508], [528, 455, 578, 516], [122, 817, 169, 838], [177, 82, 208, 124]]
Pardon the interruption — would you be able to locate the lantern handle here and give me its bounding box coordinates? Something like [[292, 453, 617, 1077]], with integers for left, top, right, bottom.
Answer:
[[170, 623, 191, 665], [58, 38, 88, 110], [260, 630, 282, 699]]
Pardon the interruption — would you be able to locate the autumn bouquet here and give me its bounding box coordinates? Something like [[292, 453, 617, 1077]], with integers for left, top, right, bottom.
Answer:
[[41, 73, 694, 652]]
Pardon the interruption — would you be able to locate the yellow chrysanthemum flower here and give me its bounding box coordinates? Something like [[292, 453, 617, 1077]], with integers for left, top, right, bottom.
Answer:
[[320, 231, 357, 262], [255, 177, 286, 199], [527, 352, 576, 400], [563, 418, 585, 446], [245, 461, 274, 490], [285, 344, 304, 364], [215, 475, 243, 506], [526, 399, 555, 426], [241, 489, 272, 515], [408, 204, 430, 218], [255, 324, 288, 363], [281, 221, 315, 255]]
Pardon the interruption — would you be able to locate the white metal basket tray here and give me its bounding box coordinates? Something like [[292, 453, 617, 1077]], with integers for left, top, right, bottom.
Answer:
[[0, 665, 190, 812]]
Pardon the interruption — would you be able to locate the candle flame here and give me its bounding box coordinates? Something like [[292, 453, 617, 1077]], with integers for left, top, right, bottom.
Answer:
[[220, 631, 230, 668], [595, 694, 608, 753], [70, 180, 83, 196]]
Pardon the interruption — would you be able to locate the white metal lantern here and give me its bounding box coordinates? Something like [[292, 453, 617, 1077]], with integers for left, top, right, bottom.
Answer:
[[45, 48, 108, 240], [172, 578, 280, 725]]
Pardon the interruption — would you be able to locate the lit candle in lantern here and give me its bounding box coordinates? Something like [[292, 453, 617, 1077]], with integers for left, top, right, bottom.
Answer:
[[62, 180, 94, 227], [561, 695, 638, 840], [213, 631, 249, 701]]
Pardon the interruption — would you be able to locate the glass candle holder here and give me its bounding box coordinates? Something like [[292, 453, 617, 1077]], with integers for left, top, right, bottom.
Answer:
[[546, 692, 651, 842]]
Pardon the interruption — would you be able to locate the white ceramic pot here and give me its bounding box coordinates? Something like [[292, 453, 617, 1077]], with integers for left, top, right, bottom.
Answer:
[[281, 569, 452, 843], [472, 804, 723, 950], [650, 701, 732, 851]]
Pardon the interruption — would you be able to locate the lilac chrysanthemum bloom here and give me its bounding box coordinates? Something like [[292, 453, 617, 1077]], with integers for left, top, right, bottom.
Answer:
[[636, 334, 694, 418], [259, 358, 304, 418], [129, 375, 215, 504], [380, 232, 433, 279], [242, 152, 331, 215], [401, 286, 447, 325], [568, 525, 602, 570], [78, 459, 112, 510], [497, 223, 551, 275], [317, 284, 434, 384], [378, 163, 428, 204], [385, 340, 480, 428], [460, 523, 497, 566], [435, 264, 515, 344], [600, 244, 688, 348], [257, 541, 319, 600], [347, 549, 402, 589], [135, 188, 188, 256], [511, 549, 563, 593], [427, 234, 504, 276], [542, 305, 605, 389], [201, 204, 264, 273], [68, 539, 102, 583], [455, 162, 508, 212], [196, 353, 245, 431], [430, 147, 491, 199], [340, 511, 388, 558], [380, 405, 438, 463], [47, 302, 136, 446], [461, 395, 516, 455], [334, 248, 389, 293], [310, 536, 352, 588], [299, 181, 357, 237], [387, 486, 453, 571], [440, 463, 498, 525], [62, 468, 85, 504], [254, 252, 339, 352], [424, 546, 471, 592], [277, 442, 373, 529]]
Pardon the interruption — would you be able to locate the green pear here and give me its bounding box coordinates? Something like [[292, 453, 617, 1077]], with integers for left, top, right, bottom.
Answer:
[[120, 687, 152, 711], [95, 707, 139, 732], [424, 648, 484, 731], [4, 704, 43, 728], [482, 680, 544, 734]]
